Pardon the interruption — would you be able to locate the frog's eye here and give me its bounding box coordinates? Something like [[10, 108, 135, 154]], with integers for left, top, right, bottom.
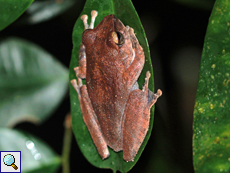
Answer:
[[112, 31, 124, 45]]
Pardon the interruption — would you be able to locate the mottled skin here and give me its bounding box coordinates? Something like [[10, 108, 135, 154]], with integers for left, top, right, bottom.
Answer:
[[71, 11, 162, 162]]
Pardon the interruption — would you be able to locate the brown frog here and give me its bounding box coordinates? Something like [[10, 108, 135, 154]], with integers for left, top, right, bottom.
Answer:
[[71, 10, 162, 162]]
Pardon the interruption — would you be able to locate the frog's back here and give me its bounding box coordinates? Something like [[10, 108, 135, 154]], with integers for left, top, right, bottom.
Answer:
[[86, 55, 129, 151]]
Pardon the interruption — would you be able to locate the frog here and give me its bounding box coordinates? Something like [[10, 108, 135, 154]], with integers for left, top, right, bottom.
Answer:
[[71, 10, 162, 162]]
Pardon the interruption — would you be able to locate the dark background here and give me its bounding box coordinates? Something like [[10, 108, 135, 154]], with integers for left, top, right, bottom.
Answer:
[[1, 0, 214, 172]]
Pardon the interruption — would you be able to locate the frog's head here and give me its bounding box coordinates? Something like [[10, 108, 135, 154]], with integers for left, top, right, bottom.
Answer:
[[82, 14, 126, 49]]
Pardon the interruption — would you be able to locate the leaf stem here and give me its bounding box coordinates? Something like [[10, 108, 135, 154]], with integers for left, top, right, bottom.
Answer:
[[62, 113, 72, 173]]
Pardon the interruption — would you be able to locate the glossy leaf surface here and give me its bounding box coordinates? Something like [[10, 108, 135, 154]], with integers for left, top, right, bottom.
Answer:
[[69, 0, 155, 172], [0, 128, 61, 173], [0, 0, 34, 31], [0, 38, 68, 127], [193, 0, 230, 172]]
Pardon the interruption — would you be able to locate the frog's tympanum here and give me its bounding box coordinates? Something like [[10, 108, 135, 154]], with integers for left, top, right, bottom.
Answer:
[[71, 10, 162, 162]]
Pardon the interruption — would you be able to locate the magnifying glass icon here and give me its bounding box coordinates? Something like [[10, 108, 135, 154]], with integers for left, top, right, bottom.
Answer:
[[3, 154, 18, 170]]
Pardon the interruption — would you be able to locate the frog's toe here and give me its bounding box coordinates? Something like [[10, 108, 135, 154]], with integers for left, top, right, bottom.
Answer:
[[70, 79, 80, 97]]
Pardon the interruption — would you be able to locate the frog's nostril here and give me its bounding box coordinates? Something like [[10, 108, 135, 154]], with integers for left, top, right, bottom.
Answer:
[[112, 15, 118, 20]]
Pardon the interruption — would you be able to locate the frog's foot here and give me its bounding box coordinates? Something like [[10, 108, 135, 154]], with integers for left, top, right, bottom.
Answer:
[[143, 71, 162, 107], [81, 10, 98, 30], [122, 71, 162, 162]]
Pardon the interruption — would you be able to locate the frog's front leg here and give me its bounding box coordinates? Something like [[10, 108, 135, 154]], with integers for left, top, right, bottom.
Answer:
[[75, 43, 86, 78], [122, 27, 145, 89], [71, 76, 110, 160], [122, 71, 162, 162]]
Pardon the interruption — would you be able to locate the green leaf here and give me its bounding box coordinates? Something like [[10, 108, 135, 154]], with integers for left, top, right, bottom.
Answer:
[[193, 0, 230, 172], [69, 0, 155, 172], [0, 38, 69, 127], [0, 128, 61, 173], [0, 0, 34, 31]]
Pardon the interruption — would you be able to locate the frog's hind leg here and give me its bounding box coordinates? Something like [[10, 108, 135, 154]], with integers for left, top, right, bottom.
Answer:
[[71, 78, 110, 160], [122, 71, 162, 162]]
